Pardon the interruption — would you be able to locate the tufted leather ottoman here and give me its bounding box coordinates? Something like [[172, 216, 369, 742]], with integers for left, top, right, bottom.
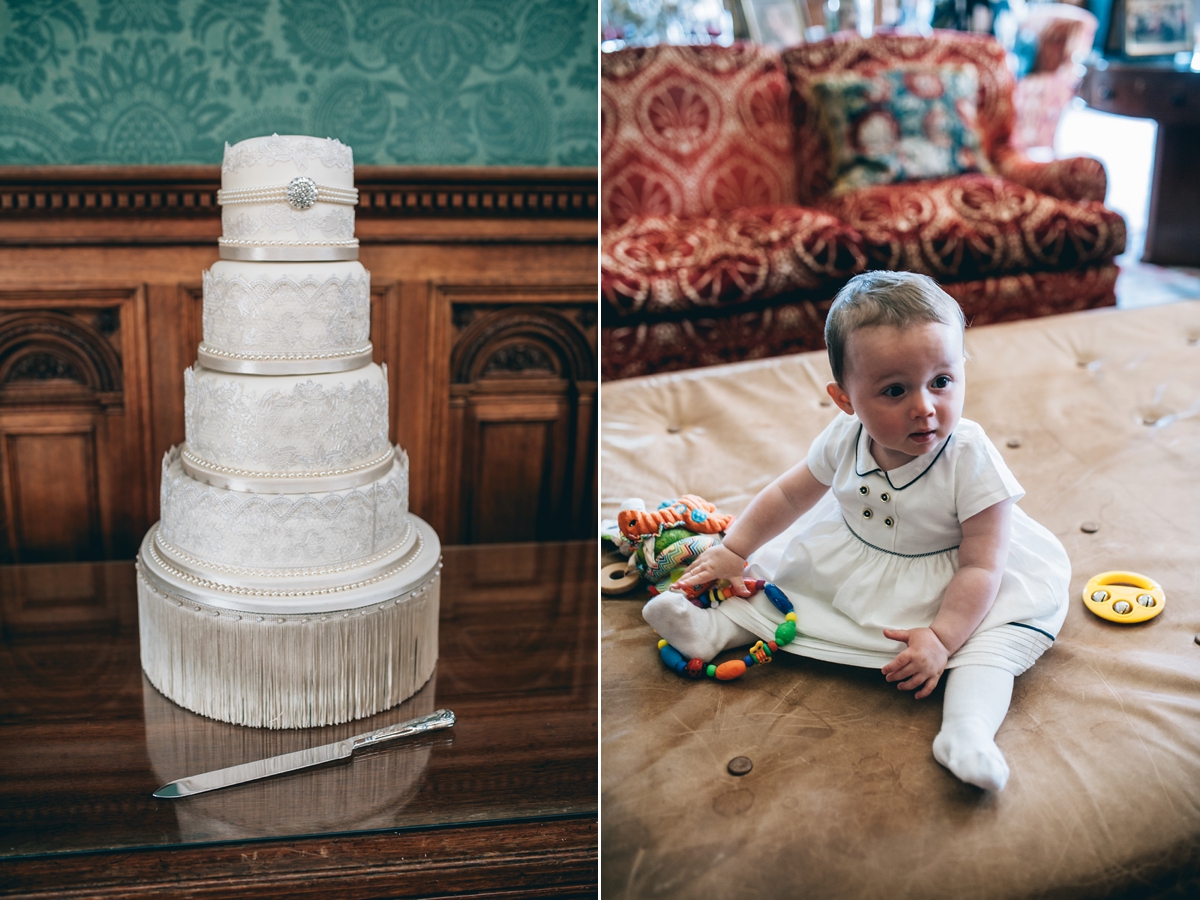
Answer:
[[601, 302, 1200, 898]]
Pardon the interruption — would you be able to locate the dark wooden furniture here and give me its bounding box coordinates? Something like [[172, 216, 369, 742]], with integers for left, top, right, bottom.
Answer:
[[1079, 59, 1200, 266], [0, 540, 597, 898], [0, 166, 597, 558]]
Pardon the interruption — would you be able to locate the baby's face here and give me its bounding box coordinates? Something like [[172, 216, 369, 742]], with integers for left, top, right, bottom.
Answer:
[[828, 321, 966, 470]]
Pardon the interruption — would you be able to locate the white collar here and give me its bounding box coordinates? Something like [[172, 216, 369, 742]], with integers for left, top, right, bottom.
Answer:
[[853, 420, 953, 490]]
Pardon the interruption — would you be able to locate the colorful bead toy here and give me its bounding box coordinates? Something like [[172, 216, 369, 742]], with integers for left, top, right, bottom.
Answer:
[[656, 580, 798, 682]]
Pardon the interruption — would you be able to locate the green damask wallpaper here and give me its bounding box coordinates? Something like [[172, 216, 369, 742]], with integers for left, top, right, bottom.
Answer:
[[0, 0, 597, 166]]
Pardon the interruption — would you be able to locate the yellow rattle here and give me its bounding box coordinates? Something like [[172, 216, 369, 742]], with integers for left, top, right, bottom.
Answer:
[[1082, 571, 1165, 623]]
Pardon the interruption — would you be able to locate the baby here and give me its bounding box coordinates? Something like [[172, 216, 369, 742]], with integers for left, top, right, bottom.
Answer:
[[643, 271, 1070, 792]]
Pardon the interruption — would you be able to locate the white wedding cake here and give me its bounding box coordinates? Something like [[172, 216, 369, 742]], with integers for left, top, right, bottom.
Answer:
[[137, 135, 441, 729]]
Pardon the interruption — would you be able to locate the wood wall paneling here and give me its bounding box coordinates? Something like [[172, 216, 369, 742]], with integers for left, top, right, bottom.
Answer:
[[0, 559, 135, 637], [469, 398, 563, 543], [0, 289, 152, 563], [437, 284, 597, 545], [0, 167, 597, 560], [3, 419, 100, 562]]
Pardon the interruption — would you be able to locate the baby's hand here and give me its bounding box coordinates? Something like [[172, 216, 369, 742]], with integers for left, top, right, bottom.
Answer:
[[674, 545, 752, 597], [881, 627, 948, 700]]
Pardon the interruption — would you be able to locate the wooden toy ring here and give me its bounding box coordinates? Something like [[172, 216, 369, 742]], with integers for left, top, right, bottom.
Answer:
[[601, 562, 641, 596], [1082, 571, 1165, 623]]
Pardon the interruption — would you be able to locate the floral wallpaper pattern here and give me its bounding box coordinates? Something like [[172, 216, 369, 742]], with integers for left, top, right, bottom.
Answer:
[[0, 0, 597, 166]]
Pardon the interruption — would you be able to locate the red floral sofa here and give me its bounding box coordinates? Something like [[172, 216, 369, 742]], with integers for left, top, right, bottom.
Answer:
[[601, 33, 1126, 380], [1010, 4, 1098, 152]]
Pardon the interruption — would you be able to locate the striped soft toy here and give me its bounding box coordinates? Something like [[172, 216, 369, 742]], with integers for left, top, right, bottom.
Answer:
[[617, 494, 734, 542]]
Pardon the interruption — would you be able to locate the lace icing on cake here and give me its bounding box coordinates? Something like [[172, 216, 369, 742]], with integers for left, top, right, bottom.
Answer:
[[222, 206, 356, 243], [184, 364, 390, 473], [222, 135, 353, 175], [158, 447, 409, 569], [202, 264, 369, 355], [154, 518, 413, 580]]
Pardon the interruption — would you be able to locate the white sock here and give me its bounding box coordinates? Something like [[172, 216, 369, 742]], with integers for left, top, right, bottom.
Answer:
[[933, 664, 1014, 792], [642, 591, 757, 662]]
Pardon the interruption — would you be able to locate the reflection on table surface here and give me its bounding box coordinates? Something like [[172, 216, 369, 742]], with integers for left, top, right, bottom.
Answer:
[[0, 541, 597, 857]]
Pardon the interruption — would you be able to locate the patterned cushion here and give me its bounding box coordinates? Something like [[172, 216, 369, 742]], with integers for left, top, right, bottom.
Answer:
[[818, 174, 1125, 279], [602, 207, 866, 316], [784, 32, 1016, 205], [810, 65, 992, 196], [601, 44, 797, 225], [600, 263, 1118, 380]]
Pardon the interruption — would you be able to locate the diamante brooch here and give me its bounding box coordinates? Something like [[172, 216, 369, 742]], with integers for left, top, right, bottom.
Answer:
[[286, 176, 319, 210]]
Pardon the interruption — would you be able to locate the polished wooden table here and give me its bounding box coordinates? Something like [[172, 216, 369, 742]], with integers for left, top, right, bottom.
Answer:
[[1079, 59, 1200, 266], [0, 542, 597, 898]]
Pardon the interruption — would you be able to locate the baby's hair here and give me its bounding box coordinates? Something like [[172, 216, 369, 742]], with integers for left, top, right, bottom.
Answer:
[[825, 271, 966, 386]]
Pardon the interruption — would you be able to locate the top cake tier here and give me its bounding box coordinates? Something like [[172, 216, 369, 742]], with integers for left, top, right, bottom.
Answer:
[[218, 134, 358, 262]]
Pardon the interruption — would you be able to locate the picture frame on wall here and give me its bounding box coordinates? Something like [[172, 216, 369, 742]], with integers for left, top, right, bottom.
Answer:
[[741, 0, 811, 47], [1123, 0, 1192, 55]]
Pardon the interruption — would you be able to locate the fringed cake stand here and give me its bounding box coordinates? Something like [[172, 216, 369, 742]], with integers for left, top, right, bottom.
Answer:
[[136, 515, 441, 729]]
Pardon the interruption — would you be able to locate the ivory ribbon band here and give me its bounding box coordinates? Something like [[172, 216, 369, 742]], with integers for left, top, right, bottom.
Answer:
[[180, 444, 395, 493], [197, 342, 374, 375], [219, 244, 359, 262]]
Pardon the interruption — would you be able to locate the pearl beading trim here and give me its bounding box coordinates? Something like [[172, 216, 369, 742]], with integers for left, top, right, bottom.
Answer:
[[197, 342, 371, 361], [218, 238, 359, 247], [153, 519, 413, 579], [141, 562, 442, 622], [180, 445, 393, 482], [146, 529, 425, 598], [218, 183, 358, 206]]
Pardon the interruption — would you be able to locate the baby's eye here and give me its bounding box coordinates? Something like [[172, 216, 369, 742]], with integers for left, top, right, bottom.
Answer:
[[882, 384, 905, 398], [932, 375, 952, 389]]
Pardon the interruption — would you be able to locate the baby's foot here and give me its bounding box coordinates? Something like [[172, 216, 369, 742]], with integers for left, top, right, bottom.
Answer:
[[933, 725, 1010, 792], [641, 591, 755, 662]]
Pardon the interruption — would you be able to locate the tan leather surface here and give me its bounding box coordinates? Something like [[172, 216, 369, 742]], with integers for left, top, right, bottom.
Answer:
[[600, 302, 1200, 898]]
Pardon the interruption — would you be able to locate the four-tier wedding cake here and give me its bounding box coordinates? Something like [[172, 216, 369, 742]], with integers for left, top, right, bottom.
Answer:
[[137, 134, 441, 729]]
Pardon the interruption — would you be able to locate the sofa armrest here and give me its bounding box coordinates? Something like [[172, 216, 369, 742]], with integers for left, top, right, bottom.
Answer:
[[993, 150, 1107, 203]]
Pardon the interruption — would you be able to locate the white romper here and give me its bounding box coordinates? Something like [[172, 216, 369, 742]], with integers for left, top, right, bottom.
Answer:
[[718, 413, 1071, 675]]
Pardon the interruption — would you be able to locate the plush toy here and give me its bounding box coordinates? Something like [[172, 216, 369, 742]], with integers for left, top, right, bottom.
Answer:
[[617, 494, 734, 541], [602, 496, 734, 596]]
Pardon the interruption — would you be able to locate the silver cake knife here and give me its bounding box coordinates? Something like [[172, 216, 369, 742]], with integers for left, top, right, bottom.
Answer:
[[153, 708, 456, 798]]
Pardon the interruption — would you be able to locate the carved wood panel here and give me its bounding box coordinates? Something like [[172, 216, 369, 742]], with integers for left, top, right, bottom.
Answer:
[[430, 285, 597, 545], [0, 289, 152, 563], [2, 419, 101, 562]]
